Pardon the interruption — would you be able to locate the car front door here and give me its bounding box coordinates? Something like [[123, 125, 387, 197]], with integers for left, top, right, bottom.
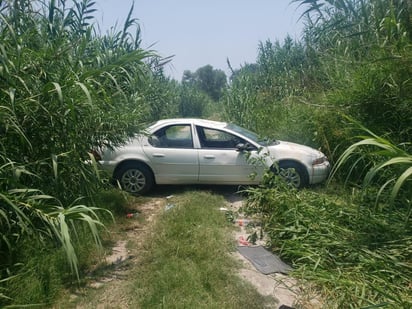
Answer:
[[196, 126, 260, 184], [142, 124, 199, 184]]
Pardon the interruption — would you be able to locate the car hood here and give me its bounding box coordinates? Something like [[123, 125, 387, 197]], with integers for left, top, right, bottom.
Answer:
[[266, 140, 324, 161]]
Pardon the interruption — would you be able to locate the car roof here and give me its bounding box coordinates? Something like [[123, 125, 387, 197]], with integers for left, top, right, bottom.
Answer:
[[148, 118, 228, 131]]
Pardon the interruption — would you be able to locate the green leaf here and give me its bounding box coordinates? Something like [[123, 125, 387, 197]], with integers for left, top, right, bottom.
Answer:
[[390, 167, 412, 203]]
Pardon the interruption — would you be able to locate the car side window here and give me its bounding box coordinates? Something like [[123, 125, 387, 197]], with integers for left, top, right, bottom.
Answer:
[[196, 126, 245, 149], [149, 124, 193, 148]]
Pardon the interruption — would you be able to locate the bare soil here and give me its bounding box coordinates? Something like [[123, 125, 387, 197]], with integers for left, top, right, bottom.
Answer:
[[60, 197, 164, 308]]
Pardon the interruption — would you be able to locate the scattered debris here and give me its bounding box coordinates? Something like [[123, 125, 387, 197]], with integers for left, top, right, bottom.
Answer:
[[165, 203, 175, 211], [238, 235, 251, 246], [227, 192, 322, 308], [235, 218, 258, 226], [237, 245, 292, 275], [126, 212, 139, 218]]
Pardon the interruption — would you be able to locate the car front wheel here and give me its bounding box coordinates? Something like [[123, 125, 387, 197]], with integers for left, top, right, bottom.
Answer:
[[115, 163, 154, 194], [274, 162, 309, 188]]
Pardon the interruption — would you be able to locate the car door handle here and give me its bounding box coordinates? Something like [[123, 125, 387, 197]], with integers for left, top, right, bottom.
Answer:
[[152, 153, 165, 157], [203, 155, 215, 159]]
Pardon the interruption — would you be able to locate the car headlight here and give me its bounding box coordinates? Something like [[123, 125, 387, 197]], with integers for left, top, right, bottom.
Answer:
[[312, 156, 327, 165]]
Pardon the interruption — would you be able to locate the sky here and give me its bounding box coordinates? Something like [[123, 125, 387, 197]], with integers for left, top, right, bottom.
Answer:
[[94, 0, 305, 80]]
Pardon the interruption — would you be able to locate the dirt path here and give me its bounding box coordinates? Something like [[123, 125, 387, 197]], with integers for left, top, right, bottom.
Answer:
[[62, 190, 320, 309], [62, 197, 165, 308]]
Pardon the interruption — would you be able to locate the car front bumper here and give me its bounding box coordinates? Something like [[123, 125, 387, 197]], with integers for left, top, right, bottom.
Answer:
[[310, 161, 331, 184]]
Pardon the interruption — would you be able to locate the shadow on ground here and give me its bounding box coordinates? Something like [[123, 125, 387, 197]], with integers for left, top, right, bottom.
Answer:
[[144, 184, 251, 200]]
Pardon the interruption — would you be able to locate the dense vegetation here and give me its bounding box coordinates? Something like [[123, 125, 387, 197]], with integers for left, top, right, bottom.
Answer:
[[0, 0, 411, 307], [0, 0, 158, 305], [231, 0, 412, 307]]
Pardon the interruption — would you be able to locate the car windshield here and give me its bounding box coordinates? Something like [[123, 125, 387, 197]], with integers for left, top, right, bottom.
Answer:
[[225, 123, 278, 146]]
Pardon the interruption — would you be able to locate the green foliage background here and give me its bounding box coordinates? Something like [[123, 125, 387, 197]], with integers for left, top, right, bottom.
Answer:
[[1, 0, 411, 307], [224, 0, 412, 162]]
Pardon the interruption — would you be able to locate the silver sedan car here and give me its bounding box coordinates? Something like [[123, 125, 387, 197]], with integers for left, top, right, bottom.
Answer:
[[97, 118, 330, 194]]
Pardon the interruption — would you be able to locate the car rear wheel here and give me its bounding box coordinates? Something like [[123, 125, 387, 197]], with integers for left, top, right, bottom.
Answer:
[[115, 163, 154, 194], [274, 162, 308, 188]]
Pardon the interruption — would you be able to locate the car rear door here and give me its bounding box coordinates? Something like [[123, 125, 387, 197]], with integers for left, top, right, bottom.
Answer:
[[142, 123, 199, 183]]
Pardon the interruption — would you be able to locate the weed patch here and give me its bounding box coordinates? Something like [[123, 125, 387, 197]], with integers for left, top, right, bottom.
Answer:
[[243, 185, 412, 308]]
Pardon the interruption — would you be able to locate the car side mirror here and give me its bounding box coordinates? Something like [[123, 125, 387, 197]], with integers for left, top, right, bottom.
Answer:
[[236, 143, 253, 152]]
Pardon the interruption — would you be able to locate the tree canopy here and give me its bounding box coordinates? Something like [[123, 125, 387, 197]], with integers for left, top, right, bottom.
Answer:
[[182, 65, 227, 101]]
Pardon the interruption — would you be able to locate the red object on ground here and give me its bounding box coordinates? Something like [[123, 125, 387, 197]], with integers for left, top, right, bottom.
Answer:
[[238, 236, 250, 246]]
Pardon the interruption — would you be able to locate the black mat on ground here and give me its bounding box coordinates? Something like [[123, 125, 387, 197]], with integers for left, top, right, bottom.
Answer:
[[237, 246, 292, 275]]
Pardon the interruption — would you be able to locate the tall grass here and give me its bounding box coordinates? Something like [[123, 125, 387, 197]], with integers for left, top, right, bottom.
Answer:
[[243, 184, 412, 307], [0, 0, 158, 306], [330, 119, 412, 210]]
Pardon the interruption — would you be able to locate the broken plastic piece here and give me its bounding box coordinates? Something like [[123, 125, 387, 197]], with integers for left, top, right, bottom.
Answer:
[[165, 203, 175, 211], [236, 219, 252, 226], [238, 236, 250, 246]]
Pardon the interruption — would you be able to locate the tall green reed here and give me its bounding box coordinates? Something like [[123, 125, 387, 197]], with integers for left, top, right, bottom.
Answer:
[[0, 0, 159, 305]]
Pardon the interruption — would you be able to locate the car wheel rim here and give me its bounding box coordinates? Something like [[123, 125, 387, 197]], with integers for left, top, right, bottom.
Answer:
[[279, 167, 301, 188], [121, 169, 146, 193]]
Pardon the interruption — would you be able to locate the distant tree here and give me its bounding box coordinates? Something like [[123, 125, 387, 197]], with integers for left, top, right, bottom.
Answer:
[[196, 65, 227, 101], [182, 70, 196, 85], [182, 65, 227, 101]]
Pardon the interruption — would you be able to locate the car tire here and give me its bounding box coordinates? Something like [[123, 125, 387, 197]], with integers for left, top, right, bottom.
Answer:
[[114, 163, 154, 194], [274, 162, 309, 188]]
